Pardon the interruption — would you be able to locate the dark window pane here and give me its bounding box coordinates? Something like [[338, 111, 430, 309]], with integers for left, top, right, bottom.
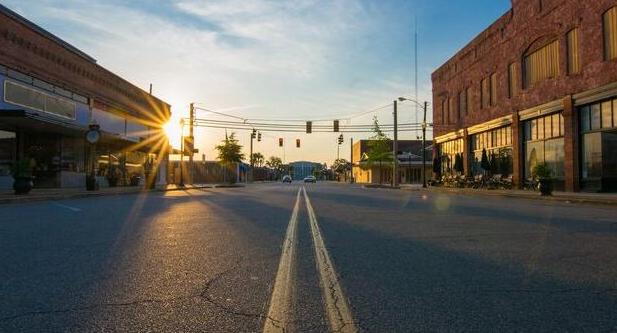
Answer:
[[581, 106, 590, 132], [591, 103, 601, 130]]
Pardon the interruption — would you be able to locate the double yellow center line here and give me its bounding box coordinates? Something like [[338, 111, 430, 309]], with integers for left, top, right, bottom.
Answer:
[[264, 187, 357, 333]]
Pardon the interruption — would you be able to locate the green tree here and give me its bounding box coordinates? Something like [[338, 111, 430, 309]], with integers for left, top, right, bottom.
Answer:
[[363, 116, 392, 184], [332, 158, 351, 181], [266, 156, 284, 179], [215, 132, 244, 183], [251, 152, 265, 167]]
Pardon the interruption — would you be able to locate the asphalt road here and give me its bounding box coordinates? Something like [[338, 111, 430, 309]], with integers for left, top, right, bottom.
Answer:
[[1, 182, 616, 332]]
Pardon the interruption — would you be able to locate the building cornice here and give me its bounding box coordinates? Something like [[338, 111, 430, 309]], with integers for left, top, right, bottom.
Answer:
[[573, 81, 617, 106], [467, 114, 513, 135], [434, 129, 465, 144], [518, 99, 562, 121]]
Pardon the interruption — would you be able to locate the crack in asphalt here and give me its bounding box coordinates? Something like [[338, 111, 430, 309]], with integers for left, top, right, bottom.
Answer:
[[0, 257, 278, 326]]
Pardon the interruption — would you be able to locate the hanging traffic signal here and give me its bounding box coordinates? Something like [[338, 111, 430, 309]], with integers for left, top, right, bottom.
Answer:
[[296, 139, 300, 148], [306, 121, 312, 134], [333, 120, 339, 132], [338, 134, 344, 145], [257, 132, 262, 142], [279, 138, 283, 147]]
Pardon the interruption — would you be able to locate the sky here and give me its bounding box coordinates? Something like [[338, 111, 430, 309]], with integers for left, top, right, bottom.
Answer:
[[3, 0, 511, 164]]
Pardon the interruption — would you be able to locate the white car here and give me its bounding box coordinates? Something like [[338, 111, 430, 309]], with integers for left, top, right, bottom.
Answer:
[[303, 176, 316, 183], [282, 175, 292, 183]]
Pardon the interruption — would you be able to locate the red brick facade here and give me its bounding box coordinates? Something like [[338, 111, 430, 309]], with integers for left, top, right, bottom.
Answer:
[[0, 7, 169, 123], [432, 0, 617, 191]]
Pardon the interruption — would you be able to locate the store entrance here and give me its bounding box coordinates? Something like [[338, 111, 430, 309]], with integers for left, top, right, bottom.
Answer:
[[24, 133, 61, 188]]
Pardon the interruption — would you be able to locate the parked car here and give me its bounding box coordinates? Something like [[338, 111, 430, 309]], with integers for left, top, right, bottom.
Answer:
[[303, 175, 316, 183], [282, 175, 292, 183]]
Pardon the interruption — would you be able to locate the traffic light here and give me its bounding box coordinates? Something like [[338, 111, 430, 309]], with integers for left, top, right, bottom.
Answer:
[[306, 121, 312, 134], [296, 139, 300, 148], [338, 134, 344, 145], [257, 132, 262, 142], [279, 138, 283, 147], [251, 129, 257, 139], [333, 120, 339, 132]]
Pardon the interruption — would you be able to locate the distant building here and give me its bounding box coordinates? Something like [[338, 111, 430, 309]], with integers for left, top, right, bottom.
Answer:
[[289, 161, 322, 180], [352, 140, 433, 184], [432, 0, 617, 192], [0, 4, 171, 190]]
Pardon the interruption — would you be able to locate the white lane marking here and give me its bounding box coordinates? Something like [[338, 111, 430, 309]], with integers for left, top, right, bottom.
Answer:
[[51, 202, 82, 212], [263, 187, 302, 333], [303, 187, 358, 333]]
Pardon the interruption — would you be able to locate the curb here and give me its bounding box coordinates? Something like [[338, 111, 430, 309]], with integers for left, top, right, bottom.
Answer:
[[0, 185, 217, 205], [418, 187, 617, 206]]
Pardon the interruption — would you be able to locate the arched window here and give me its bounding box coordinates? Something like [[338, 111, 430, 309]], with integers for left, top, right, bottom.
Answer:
[[604, 7, 617, 60]]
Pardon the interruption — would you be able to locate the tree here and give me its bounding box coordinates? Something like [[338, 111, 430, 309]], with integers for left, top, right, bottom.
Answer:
[[332, 158, 351, 181], [480, 148, 490, 174], [215, 132, 244, 183], [454, 153, 464, 174], [251, 152, 264, 167], [266, 156, 284, 180], [363, 116, 392, 184]]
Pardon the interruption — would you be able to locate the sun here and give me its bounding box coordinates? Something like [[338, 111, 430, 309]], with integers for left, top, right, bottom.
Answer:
[[163, 120, 182, 148]]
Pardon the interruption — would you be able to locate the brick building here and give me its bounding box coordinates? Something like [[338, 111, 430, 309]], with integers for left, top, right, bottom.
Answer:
[[432, 0, 617, 192], [0, 4, 171, 190]]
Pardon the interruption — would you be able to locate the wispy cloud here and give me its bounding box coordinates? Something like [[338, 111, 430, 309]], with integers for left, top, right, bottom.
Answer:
[[3, 0, 432, 162]]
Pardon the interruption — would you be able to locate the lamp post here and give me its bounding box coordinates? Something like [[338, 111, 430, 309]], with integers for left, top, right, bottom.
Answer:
[[179, 118, 185, 187], [398, 97, 429, 188]]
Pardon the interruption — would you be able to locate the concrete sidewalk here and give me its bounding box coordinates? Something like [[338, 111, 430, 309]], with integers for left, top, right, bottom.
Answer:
[[0, 183, 240, 205], [400, 184, 617, 206]]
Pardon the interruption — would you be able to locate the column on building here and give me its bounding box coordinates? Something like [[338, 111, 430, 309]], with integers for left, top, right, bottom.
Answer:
[[562, 95, 579, 192], [511, 113, 522, 189]]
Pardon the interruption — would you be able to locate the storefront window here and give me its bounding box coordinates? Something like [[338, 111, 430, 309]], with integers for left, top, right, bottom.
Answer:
[[602, 101, 613, 129], [523, 112, 564, 181], [61, 137, 85, 173], [582, 132, 602, 179], [0, 130, 16, 176], [470, 126, 513, 177]]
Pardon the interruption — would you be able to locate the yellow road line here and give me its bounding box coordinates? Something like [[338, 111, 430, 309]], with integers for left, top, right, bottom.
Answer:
[[303, 187, 358, 333], [263, 187, 302, 333]]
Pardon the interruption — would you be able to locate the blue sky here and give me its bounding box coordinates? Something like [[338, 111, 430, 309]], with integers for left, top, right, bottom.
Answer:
[[2, 0, 510, 163]]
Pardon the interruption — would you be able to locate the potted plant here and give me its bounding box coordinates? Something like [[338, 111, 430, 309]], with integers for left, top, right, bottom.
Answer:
[[532, 162, 553, 196], [10, 159, 34, 195]]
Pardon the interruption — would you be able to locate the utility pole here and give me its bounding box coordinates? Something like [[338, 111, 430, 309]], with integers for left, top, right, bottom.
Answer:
[[189, 103, 194, 184], [179, 118, 185, 187], [393, 100, 398, 187], [422, 101, 428, 188], [350, 137, 354, 184], [250, 129, 255, 182]]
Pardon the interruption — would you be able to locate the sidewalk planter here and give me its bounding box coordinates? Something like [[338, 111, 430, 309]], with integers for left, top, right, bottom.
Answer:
[[11, 160, 34, 195], [538, 178, 554, 196], [12, 177, 33, 195], [532, 163, 554, 196], [86, 175, 99, 191]]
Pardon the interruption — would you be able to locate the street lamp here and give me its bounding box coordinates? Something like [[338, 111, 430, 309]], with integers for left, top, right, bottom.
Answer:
[[398, 97, 429, 188], [179, 118, 185, 187]]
